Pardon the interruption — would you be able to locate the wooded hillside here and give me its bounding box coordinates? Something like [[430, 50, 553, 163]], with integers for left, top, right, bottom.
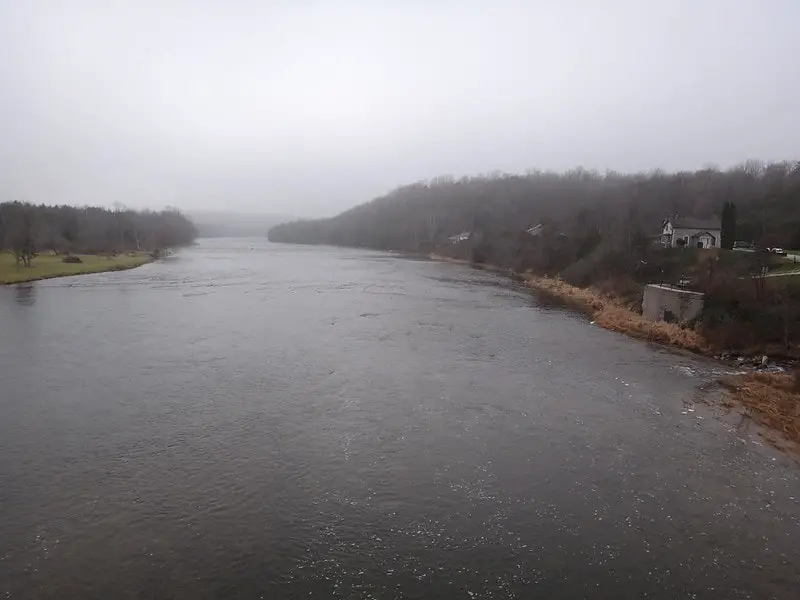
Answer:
[[269, 161, 800, 355], [1, 202, 197, 265], [269, 161, 800, 255]]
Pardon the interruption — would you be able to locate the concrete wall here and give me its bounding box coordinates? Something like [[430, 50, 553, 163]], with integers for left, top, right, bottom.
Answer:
[[642, 284, 705, 324]]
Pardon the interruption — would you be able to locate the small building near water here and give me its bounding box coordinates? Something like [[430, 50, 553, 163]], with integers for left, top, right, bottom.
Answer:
[[642, 284, 705, 324]]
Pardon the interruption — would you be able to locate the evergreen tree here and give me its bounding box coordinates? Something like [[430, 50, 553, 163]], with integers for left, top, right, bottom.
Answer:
[[721, 201, 737, 249]]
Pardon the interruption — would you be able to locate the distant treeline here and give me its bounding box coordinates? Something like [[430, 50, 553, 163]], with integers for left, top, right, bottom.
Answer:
[[269, 161, 800, 353], [0, 202, 197, 263], [268, 161, 800, 255]]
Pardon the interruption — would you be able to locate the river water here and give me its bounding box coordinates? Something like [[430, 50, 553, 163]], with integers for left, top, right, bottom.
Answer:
[[1, 239, 798, 599]]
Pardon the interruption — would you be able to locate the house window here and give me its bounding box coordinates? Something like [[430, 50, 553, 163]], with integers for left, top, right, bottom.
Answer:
[[684, 236, 689, 244], [711, 238, 716, 247]]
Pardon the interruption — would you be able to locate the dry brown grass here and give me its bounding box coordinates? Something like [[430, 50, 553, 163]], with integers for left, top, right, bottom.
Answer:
[[720, 372, 800, 443], [594, 306, 707, 351], [522, 275, 606, 312], [523, 274, 708, 353], [431, 257, 709, 354], [429, 256, 800, 446], [429, 254, 469, 265]]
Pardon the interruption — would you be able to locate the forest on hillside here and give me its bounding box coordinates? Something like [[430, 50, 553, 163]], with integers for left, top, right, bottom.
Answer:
[[0, 202, 197, 265], [269, 161, 800, 354], [269, 161, 800, 254]]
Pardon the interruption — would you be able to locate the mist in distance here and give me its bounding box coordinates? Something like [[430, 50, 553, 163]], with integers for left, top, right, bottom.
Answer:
[[0, 0, 798, 218]]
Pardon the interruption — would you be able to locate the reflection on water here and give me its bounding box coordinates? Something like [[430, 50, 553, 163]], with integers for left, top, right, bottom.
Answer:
[[13, 283, 36, 306], [0, 239, 798, 599]]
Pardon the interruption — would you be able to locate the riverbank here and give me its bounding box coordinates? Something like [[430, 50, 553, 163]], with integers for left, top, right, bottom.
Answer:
[[428, 254, 714, 357], [719, 372, 800, 448], [523, 273, 800, 447], [0, 252, 153, 284], [432, 254, 708, 353], [431, 254, 800, 450], [521, 274, 709, 353]]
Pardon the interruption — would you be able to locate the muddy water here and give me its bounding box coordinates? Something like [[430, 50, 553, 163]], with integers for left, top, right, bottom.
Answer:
[[1, 239, 798, 599]]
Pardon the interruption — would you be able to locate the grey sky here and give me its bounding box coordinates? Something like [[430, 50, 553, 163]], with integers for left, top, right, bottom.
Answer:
[[1, 0, 798, 217]]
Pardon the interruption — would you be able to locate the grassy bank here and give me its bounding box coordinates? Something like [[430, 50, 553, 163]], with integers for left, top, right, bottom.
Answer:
[[0, 252, 153, 284], [719, 373, 800, 446], [429, 254, 709, 353], [429, 254, 800, 448], [519, 273, 800, 449], [522, 274, 708, 353]]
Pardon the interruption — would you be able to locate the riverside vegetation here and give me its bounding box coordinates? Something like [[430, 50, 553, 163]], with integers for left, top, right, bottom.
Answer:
[[269, 161, 800, 448], [0, 252, 153, 284], [0, 202, 197, 284]]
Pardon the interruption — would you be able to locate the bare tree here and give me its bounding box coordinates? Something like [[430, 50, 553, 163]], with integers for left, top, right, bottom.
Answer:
[[4, 203, 36, 269], [0, 202, 196, 258]]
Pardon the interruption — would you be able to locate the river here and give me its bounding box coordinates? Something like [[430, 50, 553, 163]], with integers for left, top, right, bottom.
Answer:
[[1, 238, 798, 599]]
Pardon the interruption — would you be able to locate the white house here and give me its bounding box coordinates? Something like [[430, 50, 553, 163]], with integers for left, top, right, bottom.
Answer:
[[448, 231, 471, 244], [661, 217, 722, 249]]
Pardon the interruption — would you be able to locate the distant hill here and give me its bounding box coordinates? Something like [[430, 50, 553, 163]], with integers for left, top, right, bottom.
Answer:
[[189, 211, 293, 238], [266, 162, 800, 355], [267, 162, 800, 251]]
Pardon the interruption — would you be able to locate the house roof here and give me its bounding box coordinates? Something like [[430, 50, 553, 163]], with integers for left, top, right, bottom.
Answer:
[[666, 217, 721, 230], [526, 224, 544, 236]]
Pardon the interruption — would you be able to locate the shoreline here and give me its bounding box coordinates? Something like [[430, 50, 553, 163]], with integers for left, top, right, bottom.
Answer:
[[520, 274, 709, 354], [0, 252, 154, 285], [429, 254, 800, 450], [431, 254, 705, 351]]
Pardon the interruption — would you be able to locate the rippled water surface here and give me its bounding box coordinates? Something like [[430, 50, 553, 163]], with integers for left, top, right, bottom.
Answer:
[[1, 239, 798, 599]]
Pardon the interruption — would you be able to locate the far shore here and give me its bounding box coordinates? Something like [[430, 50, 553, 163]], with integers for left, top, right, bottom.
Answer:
[[0, 252, 154, 285]]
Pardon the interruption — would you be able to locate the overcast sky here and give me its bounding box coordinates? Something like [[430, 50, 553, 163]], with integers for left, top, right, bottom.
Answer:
[[1, 0, 798, 217]]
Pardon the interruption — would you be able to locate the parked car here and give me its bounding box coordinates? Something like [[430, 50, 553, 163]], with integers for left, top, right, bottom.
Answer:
[[770, 247, 787, 256]]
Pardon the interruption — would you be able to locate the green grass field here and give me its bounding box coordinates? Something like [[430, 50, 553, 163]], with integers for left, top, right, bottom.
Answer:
[[0, 252, 152, 284]]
